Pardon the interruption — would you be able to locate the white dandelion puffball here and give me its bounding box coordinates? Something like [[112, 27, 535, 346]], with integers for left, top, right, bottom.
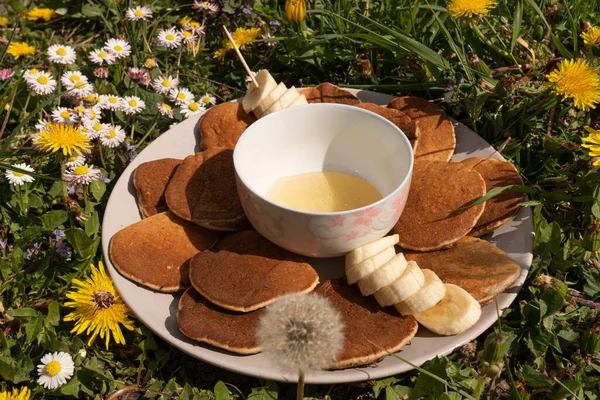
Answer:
[[257, 292, 344, 373], [47, 44, 76, 64], [5, 163, 35, 186], [37, 351, 75, 390]]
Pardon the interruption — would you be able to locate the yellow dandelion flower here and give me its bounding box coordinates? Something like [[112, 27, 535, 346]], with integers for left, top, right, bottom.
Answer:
[[546, 59, 600, 111], [286, 0, 306, 23], [6, 42, 35, 59], [33, 123, 91, 156], [582, 126, 600, 166], [0, 387, 31, 400], [213, 47, 229, 60], [24, 7, 57, 21], [582, 27, 600, 47], [227, 27, 262, 50], [179, 16, 192, 25], [64, 262, 135, 349], [0, 16, 9, 26], [447, 0, 497, 18]]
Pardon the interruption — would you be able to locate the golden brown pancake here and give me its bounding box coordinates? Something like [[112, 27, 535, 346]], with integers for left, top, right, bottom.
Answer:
[[460, 158, 525, 236], [165, 148, 249, 231], [109, 212, 218, 292], [387, 96, 444, 119], [133, 158, 182, 218], [393, 161, 486, 251], [199, 102, 256, 150], [177, 288, 262, 354], [410, 114, 455, 161], [315, 279, 418, 369], [405, 236, 522, 305], [300, 83, 361, 105], [353, 102, 420, 150], [189, 243, 319, 312]]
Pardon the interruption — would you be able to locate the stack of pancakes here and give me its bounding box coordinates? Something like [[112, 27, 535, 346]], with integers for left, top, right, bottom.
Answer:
[[109, 83, 525, 369]]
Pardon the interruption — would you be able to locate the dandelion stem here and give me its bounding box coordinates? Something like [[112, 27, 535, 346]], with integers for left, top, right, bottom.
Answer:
[[130, 115, 136, 139], [296, 371, 305, 400], [99, 143, 106, 170], [61, 160, 68, 203], [473, 376, 486, 399], [470, 23, 527, 64], [135, 118, 158, 147], [176, 46, 184, 79], [17, 184, 25, 216]]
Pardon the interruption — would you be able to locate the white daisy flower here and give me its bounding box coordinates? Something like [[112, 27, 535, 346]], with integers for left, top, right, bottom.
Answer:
[[120, 96, 146, 115], [67, 81, 94, 98], [155, 102, 175, 118], [169, 87, 194, 105], [80, 106, 102, 125], [65, 155, 86, 168], [37, 351, 75, 390], [181, 101, 206, 118], [125, 6, 153, 21], [100, 124, 126, 148], [88, 48, 116, 65], [47, 44, 77, 65], [35, 118, 52, 132], [61, 71, 88, 88], [99, 94, 122, 111], [51, 107, 77, 124], [104, 38, 132, 58], [192, 0, 220, 13], [199, 93, 216, 106], [5, 163, 35, 186], [26, 71, 57, 95], [84, 121, 110, 139], [65, 164, 101, 185], [181, 29, 198, 45], [157, 27, 183, 49], [23, 68, 41, 82], [151, 75, 179, 95]]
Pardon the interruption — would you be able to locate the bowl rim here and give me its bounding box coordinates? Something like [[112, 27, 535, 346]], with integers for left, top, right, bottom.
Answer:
[[233, 103, 414, 216]]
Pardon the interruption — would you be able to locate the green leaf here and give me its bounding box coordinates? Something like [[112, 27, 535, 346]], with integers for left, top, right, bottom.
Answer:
[[214, 382, 234, 400], [453, 185, 532, 212], [13, 356, 34, 384], [7, 307, 38, 318], [84, 212, 100, 237], [412, 358, 447, 398], [8, 1, 26, 13], [520, 365, 552, 388], [548, 379, 583, 399], [46, 300, 60, 327], [25, 313, 44, 345], [90, 179, 106, 202], [40, 210, 69, 231], [373, 377, 398, 398], [12, 247, 24, 272], [247, 381, 278, 399], [510, 0, 523, 52], [0, 355, 15, 382], [59, 375, 81, 397], [541, 290, 564, 316], [81, 3, 103, 17], [386, 385, 412, 399], [65, 228, 94, 256]]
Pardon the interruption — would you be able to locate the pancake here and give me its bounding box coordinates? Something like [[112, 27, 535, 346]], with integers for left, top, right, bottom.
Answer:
[[353, 102, 420, 150], [405, 236, 522, 305], [189, 244, 319, 312], [410, 114, 455, 161], [315, 279, 418, 369], [393, 161, 486, 251], [109, 212, 218, 292], [165, 148, 249, 231], [177, 288, 262, 354], [133, 158, 182, 218], [387, 96, 444, 119], [300, 83, 361, 105], [199, 102, 256, 150], [460, 158, 525, 237]]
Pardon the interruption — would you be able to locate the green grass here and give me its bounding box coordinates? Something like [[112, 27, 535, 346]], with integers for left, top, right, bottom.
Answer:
[[1, 0, 600, 398]]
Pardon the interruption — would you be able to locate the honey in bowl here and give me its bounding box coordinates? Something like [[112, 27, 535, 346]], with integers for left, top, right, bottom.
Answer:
[[266, 171, 382, 212]]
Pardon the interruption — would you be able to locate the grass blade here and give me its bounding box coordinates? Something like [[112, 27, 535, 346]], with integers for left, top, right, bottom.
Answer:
[[450, 185, 534, 213], [510, 0, 523, 52]]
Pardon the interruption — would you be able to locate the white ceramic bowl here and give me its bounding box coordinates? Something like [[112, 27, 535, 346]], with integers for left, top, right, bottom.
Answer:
[[233, 103, 413, 257]]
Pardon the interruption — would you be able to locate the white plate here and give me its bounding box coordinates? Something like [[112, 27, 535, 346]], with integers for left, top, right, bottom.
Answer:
[[101, 89, 533, 384]]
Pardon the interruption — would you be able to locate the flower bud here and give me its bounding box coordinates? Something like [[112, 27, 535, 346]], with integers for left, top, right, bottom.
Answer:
[[531, 274, 568, 298], [286, 0, 306, 23], [480, 332, 510, 365]]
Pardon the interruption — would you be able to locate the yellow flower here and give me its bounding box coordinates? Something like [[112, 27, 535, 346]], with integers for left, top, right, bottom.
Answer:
[[64, 262, 135, 349], [447, 0, 497, 18], [0, 16, 9, 26], [24, 7, 57, 21], [34, 123, 91, 156], [213, 47, 229, 60], [286, 0, 306, 23], [144, 58, 156, 68], [0, 387, 31, 400], [6, 42, 35, 59], [228, 27, 262, 50], [582, 27, 600, 47], [582, 126, 600, 166], [179, 16, 192, 25], [546, 59, 600, 111]]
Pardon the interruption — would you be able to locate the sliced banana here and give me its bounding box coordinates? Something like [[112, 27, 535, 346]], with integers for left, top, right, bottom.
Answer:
[[394, 269, 446, 315], [373, 261, 424, 307], [253, 82, 288, 118], [289, 93, 308, 106], [242, 70, 278, 113], [414, 284, 481, 336], [345, 235, 399, 271], [262, 87, 301, 117], [357, 253, 407, 296], [346, 246, 395, 285]]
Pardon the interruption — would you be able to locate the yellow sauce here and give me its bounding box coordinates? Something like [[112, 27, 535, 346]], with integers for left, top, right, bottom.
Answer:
[[266, 171, 382, 212]]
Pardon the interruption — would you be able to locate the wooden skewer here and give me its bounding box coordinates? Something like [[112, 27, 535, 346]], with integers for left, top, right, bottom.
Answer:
[[222, 25, 259, 87]]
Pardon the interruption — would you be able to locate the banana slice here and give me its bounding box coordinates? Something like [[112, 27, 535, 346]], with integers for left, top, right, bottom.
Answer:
[[345, 235, 400, 271], [346, 246, 395, 285], [262, 87, 301, 117], [414, 284, 481, 336], [253, 82, 288, 118], [394, 269, 446, 315], [242, 70, 278, 113], [289, 93, 308, 106], [373, 261, 424, 307], [357, 253, 407, 296]]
